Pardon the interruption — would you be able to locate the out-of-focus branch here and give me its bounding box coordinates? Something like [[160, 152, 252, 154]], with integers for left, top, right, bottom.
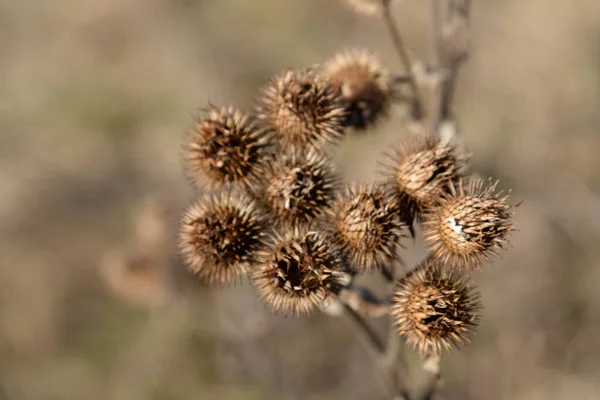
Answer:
[[417, 355, 441, 400], [343, 302, 411, 400], [340, 286, 391, 318], [428, 0, 471, 136], [381, 0, 423, 120]]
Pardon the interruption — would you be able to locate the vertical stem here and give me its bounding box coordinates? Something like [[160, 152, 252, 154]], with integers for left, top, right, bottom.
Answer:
[[381, 0, 423, 120], [428, 0, 445, 135]]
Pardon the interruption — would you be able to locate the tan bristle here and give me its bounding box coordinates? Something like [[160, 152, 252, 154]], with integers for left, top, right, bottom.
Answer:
[[257, 68, 346, 150], [252, 230, 344, 317], [178, 191, 267, 285], [381, 134, 468, 225], [391, 261, 482, 356], [326, 183, 407, 272], [422, 178, 516, 270], [323, 49, 392, 129], [184, 106, 268, 189], [256, 149, 338, 230]]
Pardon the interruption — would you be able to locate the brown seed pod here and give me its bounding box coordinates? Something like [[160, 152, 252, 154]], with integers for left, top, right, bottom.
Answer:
[[256, 149, 337, 230], [257, 68, 346, 150], [184, 106, 268, 189], [252, 230, 344, 316], [323, 49, 392, 129], [178, 191, 267, 285], [391, 261, 481, 356], [422, 178, 515, 270], [327, 183, 407, 272], [381, 134, 467, 226]]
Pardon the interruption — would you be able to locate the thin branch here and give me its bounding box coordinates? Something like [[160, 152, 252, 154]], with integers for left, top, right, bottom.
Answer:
[[344, 303, 386, 353], [417, 355, 441, 400], [381, 0, 423, 120], [343, 302, 410, 400], [340, 286, 391, 318], [428, 0, 444, 134]]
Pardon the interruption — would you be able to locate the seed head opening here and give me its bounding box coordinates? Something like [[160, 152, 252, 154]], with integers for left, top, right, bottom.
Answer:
[[178, 192, 267, 285], [382, 135, 467, 225], [257, 68, 346, 150], [257, 149, 337, 230], [423, 178, 515, 270], [184, 106, 268, 189], [253, 230, 344, 316], [391, 262, 481, 355], [327, 183, 406, 272], [323, 49, 392, 129]]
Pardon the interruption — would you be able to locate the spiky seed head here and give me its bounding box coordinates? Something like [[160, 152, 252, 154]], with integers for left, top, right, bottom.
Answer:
[[252, 230, 344, 316], [257, 68, 346, 150], [178, 191, 267, 285], [382, 135, 467, 224], [257, 149, 337, 230], [327, 183, 407, 272], [184, 106, 268, 189], [391, 262, 482, 356], [323, 49, 392, 129], [423, 178, 515, 270]]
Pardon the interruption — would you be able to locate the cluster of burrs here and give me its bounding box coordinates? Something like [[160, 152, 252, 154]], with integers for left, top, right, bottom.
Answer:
[[178, 48, 515, 356]]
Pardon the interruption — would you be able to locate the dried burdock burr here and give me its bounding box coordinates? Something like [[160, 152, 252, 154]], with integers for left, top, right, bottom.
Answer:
[[381, 134, 467, 227], [257, 68, 346, 150], [326, 183, 406, 272], [252, 230, 344, 316], [256, 149, 337, 230], [423, 178, 515, 271], [391, 261, 481, 356], [184, 106, 268, 189], [323, 49, 392, 129], [178, 191, 267, 285]]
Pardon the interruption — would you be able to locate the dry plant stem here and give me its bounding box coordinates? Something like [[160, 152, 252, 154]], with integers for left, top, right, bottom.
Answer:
[[381, 0, 423, 120], [340, 286, 391, 318], [417, 355, 441, 400], [429, 0, 471, 134], [428, 0, 444, 133], [343, 303, 411, 400]]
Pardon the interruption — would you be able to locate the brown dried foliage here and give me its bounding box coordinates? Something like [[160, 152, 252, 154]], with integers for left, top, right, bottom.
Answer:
[[382, 134, 467, 225], [256, 149, 338, 230], [178, 192, 267, 285], [252, 230, 344, 316], [257, 68, 346, 150], [323, 49, 392, 129], [391, 262, 481, 355], [423, 178, 515, 270], [184, 106, 268, 189], [326, 183, 407, 272]]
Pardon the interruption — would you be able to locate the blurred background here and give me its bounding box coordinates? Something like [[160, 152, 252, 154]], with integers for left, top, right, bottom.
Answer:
[[1, 0, 600, 399]]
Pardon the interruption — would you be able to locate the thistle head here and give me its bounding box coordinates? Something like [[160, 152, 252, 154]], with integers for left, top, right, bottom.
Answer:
[[391, 261, 482, 356], [184, 106, 268, 189], [257, 68, 346, 150], [178, 191, 267, 285], [327, 183, 406, 272], [323, 49, 392, 129], [256, 149, 338, 230], [423, 178, 516, 270], [252, 230, 344, 316], [382, 134, 467, 225]]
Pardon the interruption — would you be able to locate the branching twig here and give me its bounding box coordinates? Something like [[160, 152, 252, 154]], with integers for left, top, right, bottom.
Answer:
[[381, 0, 423, 120]]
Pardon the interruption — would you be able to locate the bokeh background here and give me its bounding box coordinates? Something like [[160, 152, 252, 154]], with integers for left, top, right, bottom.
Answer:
[[1, 0, 600, 399]]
